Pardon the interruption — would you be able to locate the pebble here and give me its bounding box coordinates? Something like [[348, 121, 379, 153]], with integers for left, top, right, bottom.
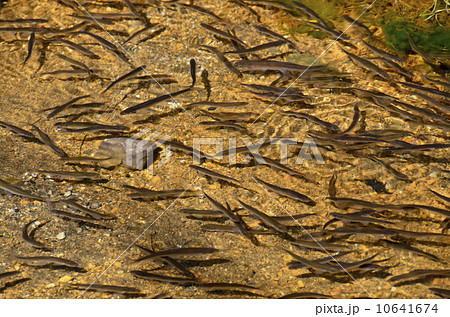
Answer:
[[58, 275, 72, 283], [56, 232, 66, 240]]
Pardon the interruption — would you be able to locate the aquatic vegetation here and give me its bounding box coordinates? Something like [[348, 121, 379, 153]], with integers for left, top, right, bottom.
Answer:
[[421, 0, 450, 23], [381, 19, 450, 55]]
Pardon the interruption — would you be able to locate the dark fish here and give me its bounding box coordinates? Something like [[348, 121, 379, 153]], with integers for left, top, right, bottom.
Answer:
[[200, 120, 247, 132], [398, 82, 450, 100], [134, 247, 219, 263], [199, 110, 256, 122], [284, 249, 339, 273], [189, 165, 241, 185], [0, 270, 21, 282], [122, 23, 159, 44], [23, 31, 35, 64], [389, 269, 450, 283], [429, 288, 450, 298], [177, 3, 223, 21], [163, 139, 214, 161], [291, 239, 349, 252], [124, 185, 198, 200], [361, 40, 405, 63], [429, 189, 450, 204], [225, 40, 286, 55], [73, 31, 118, 51], [252, 25, 300, 53], [326, 197, 417, 212], [59, 199, 115, 220], [379, 58, 413, 78], [51, 38, 100, 58], [200, 69, 211, 100], [195, 282, 258, 291], [236, 198, 288, 233], [187, 101, 248, 109], [291, 1, 328, 27], [280, 292, 331, 299], [55, 53, 91, 74], [44, 94, 90, 119], [379, 239, 440, 262], [30, 124, 68, 158], [136, 245, 195, 279], [59, 123, 130, 133], [0, 178, 46, 201], [66, 283, 142, 294], [328, 212, 394, 227], [283, 111, 341, 132], [339, 103, 360, 134], [50, 209, 108, 226], [22, 219, 51, 250], [252, 154, 310, 180], [199, 45, 242, 77], [0, 19, 48, 24], [234, 59, 325, 72], [15, 255, 82, 268], [200, 23, 246, 46], [131, 270, 196, 285], [342, 15, 372, 36], [328, 174, 337, 197], [301, 20, 350, 41], [339, 46, 390, 79], [288, 251, 354, 269], [37, 170, 101, 180], [0, 121, 39, 141], [254, 177, 315, 205], [120, 59, 196, 115]]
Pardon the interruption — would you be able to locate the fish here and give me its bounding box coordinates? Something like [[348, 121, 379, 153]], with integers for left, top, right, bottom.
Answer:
[[224, 40, 286, 55], [326, 197, 418, 212], [0, 270, 21, 282], [379, 58, 413, 78], [133, 247, 219, 263], [252, 25, 300, 53], [189, 165, 241, 185], [379, 239, 440, 262], [187, 101, 249, 109], [65, 283, 142, 295], [291, 239, 349, 252], [43, 94, 90, 119], [131, 270, 196, 285], [59, 199, 115, 220], [339, 46, 390, 79], [252, 154, 310, 180], [339, 103, 360, 134], [30, 124, 68, 158], [163, 139, 214, 161], [73, 30, 118, 51], [301, 20, 350, 41], [122, 23, 159, 44], [195, 282, 258, 291], [284, 249, 339, 273], [200, 120, 247, 132], [236, 198, 288, 233], [361, 40, 406, 63], [136, 245, 195, 279], [0, 121, 39, 142], [23, 31, 35, 64], [37, 170, 101, 180], [429, 189, 450, 204], [50, 38, 100, 58], [22, 219, 51, 250], [200, 69, 211, 100], [291, 1, 328, 27], [59, 123, 130, 133], [234, 59, 325, 72], [124, 185, 198, 200], [15, 255, 82, 268], [199, 45, 242, 77], [429, 288, 450, 298], [389, 269, 450, 283], [177, 3, 223, 21], [55, 53, 91, 75], [283, 111, 341, 132], [103, 65, 146, 93], [342, 15, 372, 36], [280, 292, 331, 299], [50, 209, 108, 226], [398, 82, 450, 100], [327, 212, 394, 227], [0, 178, 46, 201], [254, 177, 315, 205], [120, 59, 196, 115], [200, 23, 246, 46], [368, 156, 411, 182], [287, 251, 354, 269]]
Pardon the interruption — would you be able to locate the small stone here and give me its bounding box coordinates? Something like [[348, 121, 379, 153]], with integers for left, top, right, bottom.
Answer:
[[64, 191, 71, 197], [45, 283, 56, 288], [297, 280, 305, 288], [391, 286, 397, 292], [58, 275, 72, 283], [56, 232, 66, 240]]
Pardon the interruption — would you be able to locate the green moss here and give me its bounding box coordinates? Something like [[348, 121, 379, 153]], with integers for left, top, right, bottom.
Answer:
[[381, 19, 450, 55]]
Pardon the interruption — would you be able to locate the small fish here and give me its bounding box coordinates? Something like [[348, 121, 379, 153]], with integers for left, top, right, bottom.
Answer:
[[0, 178, 46, 201], [30, 124, 68, 158], [103, 65, 146, 93], [0, 121, 39, 141], [22, 219, 51, 250], [200, 23, 246, 46], [23, 31, 35, 64], [283, 111, 341, 132], [326, 197, 417, 212], [361, 40, 405, 63], [236, 198, 288, 233], [189, 165, 241, 185], [291, 1, 328, 27], [200, 120, 247, 132], [43, 94, 90, 119], [133, 247, 219, 263], [429, 189, 450, 204], [186, 101, 248, 109], [131, 270, 196, 285], [177, 3, 223, 21], [50, 209, 108, 226], [66, 283, 142, 294], [389, 269, 450, 283], [301, 20, 350, 41], [124, 185, 197, 200], [37, 170, 101, 180], [379, 239, 440, 262], [122, 23, 159, 44], [369, 156, 411, 182], [280, 292, 331, 299], [55, 53, 91, 75], [234, 59, 325, 72], [0, 270, 21, 282], [339, 46, 390, 79], [342, 15, 372, 36], [200, 69, 211, 100], [429, 288, 450, 298], [15, 255, 82, 268], [284, 249, 339, 273], [225, 40, 286, 55], [398, 82, 450, 100], [51, 38, 100, 59], [252, 25, 300, 53], [254, 177, 315, 205], [120, 59, 196, 115], [199, 45, 242, 77], [252, 154, 309, 179], [195, 282, 258, 291], [291, 239, 349, 252], [59, 199, 115, 220]]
